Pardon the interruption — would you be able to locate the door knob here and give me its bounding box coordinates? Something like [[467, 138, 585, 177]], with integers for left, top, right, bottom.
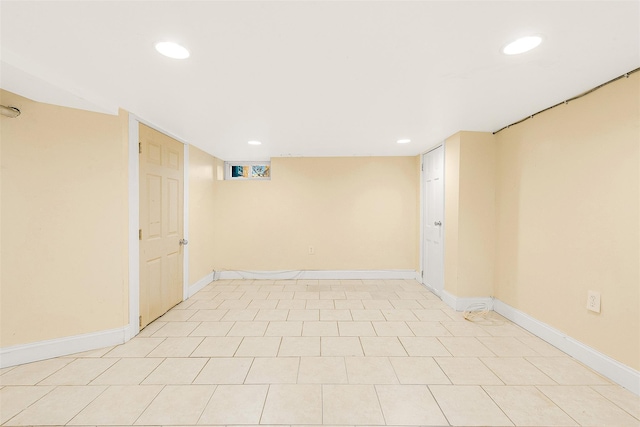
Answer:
[[434, 221, 442, 226], [179, 239, 189, 246]]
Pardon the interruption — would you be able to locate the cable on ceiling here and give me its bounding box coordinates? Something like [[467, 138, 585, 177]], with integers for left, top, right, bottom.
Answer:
[[493, 67, 640, 135]]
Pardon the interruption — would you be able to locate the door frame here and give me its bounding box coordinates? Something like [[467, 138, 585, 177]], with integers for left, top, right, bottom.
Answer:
[[419, 142, 445, 297], [126, 114, 189, 340]]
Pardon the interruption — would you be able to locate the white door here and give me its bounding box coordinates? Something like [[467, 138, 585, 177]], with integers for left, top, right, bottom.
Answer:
[[423, 145, 444, 294]]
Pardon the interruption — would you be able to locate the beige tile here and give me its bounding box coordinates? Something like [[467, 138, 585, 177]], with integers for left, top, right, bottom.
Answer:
[[320, 291, 346, 300], [442, 321, 492, 336], [322, 337, 364, 356], [306, 299, 336, 309], [7, 385, 106, 426], [103, 338, 165, 358], [0, 358, 72, 385], [345, 291, 372, 300], [517, 336, 567, 356], [376, 384, 448, 426], [221, 308, 258, 321], [438, 336, 495, 357], [189, 309, 227, 321], [406, 321, 452, 336], [338, 321, 376, 336], [265, 321, 303, 336], [91, 358, 162, 385], [276, 299, 307, 309], [345, 357, 398, 384], [135, 384, 216, 425], [247, 299, 279, 309], [136, 321, 167, 337], [381, 308, 419, 321], [362, 300, 394, 309], [0, 386, 55, 424], [172, 298, 198, 309], [189, 299, 225, 310], [254, 309, 289, 321], [288, 309, 319, 321], [335, 299, 365, 309], [245, 357, 299, 383], [351, 309, 386, 321], [302, 321, 339, 336], [158, 309, 197, 321], [372, 321, 414, 336], [66, 346, 114, 358], [261, 384, 322, 424], [298, 357, 347, 384], [151, 321, 200, 337], [396, 291, 429, 300], [480, 322, 533, 337], [592, 385, 640, 419], [390, 299, 424, 309], [191, 336, 243, 357], [198, 384, 267, 424], [360, 337, 408, 356], [389, 357, 451, 385], [419, 299, 450, 309], [241, 291, 270, 300], [411, 308, 451, 321], [189, 321, 234, 336], [481, 357, 556, 385], [478, 336, 540, 357], [278, 336, 321, 356], [146, 337, 204, 357], [217, 291, 245, 300], [322, 384, 385, 425], [430, 385, 513, 426], [526, 357, 611, 385], [227, 321, 268, 336], [267, 291, 295, 300], [484, 385, 578, 426], [39, 358, 117, 385], [435, 357, 503, 385], [294, 291, 320, 299], [142, 357, 207, 384], [539, 385, 638, 426], [399, 337, 450, 356], [320, 309, 352, 321], [68, 384, 162, 425], [235, 336, 282, 357], [193, 357, 253, 384]]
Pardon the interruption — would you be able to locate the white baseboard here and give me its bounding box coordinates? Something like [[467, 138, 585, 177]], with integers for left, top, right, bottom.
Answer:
[[216, 269, 419, 280], [188, 272, 216, 298], [493, 299, 640, 396], [441, 290, 494, 312], [0, 327, 127, 368]]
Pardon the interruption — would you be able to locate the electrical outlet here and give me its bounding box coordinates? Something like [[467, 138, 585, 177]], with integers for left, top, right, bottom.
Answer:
[[586, 290, 601, 313], [308, 246, 315, 255]]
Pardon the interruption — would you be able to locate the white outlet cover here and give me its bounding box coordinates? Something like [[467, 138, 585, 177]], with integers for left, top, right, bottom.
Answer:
[[586, 290, 601, 313]]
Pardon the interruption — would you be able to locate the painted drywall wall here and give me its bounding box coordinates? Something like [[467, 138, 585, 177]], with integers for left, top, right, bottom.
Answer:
[[0, 90, 128, 347], [444, 131, 496, 298], [494, 72, 640, 370], [212, 156, 420, 272], [188, 145, 218, 284]]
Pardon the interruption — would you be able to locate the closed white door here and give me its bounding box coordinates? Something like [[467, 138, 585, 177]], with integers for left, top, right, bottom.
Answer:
[[423, 145, 444, 294]]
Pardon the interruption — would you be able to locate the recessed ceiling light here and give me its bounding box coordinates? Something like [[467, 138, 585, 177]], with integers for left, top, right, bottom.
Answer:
[[248, 140, 262, 146], [155, 41, 190, 59], [502, 36, 542, 55], [397, 139, 411, 144]]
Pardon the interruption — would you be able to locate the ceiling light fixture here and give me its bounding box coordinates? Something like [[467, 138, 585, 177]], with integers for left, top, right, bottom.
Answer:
[[397, 139, 411, 144], [0, 105, 21, 118], [247, 140, 262, 146], [502, 36, 542, 55], [155, 41, 190, 59]]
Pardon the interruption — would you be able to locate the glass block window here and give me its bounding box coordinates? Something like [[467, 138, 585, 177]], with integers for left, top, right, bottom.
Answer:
[[225, 161, 271, 180]]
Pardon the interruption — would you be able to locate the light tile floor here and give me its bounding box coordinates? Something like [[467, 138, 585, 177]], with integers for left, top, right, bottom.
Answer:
[[1, 279, 639, 426]]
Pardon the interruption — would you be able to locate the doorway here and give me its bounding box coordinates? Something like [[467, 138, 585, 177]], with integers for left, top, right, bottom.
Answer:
[[422, 145, 444, 295]]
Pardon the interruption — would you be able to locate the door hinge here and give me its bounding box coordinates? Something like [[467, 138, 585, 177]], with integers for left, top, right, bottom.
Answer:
[[138, 142, 142, 154], [139, 315, 142, 327], [139, 229, 142, 240], [421, 164, 424, 172], [421, 270, 424, 278]]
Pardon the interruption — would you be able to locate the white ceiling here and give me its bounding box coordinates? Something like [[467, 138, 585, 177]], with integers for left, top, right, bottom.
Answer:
[[1, 1, 638, 160]]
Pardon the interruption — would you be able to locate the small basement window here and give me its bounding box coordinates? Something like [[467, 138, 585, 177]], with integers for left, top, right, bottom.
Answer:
[[225, 161, 271, 180]]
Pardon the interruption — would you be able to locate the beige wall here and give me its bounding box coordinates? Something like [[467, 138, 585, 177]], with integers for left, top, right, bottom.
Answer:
[[444, 131, 496, 298], [494, 72, 640, 369], [211, 156, 420, 272], [0, 90, 128, 347], [188, 145, 218, 284]]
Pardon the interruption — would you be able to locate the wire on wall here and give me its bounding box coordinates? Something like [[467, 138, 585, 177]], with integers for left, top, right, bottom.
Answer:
[[493, 67, 640, 135]]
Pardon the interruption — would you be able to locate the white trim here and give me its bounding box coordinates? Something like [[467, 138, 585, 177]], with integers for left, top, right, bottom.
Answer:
[[493, 299, 640, 395], [127, 114, 140, 340], [440, 290, 494, 312], [188, 272, 216, 298], [183, 144, 190, 301], [0, 327, 127, 368], [217, 270, 419, 281]]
